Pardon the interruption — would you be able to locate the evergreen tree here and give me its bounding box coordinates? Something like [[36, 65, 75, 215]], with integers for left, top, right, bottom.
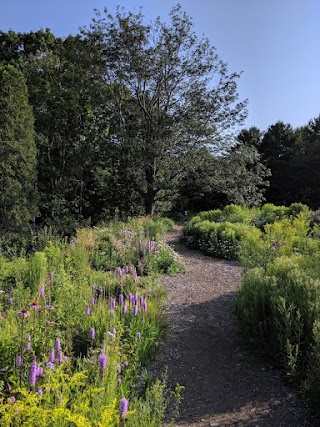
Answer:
[[0, 64, 37, 234]]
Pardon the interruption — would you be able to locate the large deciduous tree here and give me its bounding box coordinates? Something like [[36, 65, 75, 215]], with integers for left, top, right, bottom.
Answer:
[[0, 64, 37, 234], [84, 5, 247, 215]]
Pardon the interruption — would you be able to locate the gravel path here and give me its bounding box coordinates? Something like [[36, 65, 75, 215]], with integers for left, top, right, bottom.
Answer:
[[156, 225, 317, 427]]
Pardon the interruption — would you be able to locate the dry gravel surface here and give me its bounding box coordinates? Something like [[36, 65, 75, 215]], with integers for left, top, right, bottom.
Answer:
[[154, 225, 318, 427]]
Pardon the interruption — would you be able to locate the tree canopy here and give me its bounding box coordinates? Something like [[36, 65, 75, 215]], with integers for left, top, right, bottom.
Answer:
[[83, 5, 248, 214], [0, 64, 37, 234]]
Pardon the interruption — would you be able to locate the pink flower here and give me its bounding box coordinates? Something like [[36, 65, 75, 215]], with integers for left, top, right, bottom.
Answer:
[[30, 301, 41, 310], [18, 309, 30, 319]]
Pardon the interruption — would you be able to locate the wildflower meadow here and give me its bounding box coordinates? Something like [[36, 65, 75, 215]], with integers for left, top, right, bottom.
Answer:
[[0, 217, 184, 426]]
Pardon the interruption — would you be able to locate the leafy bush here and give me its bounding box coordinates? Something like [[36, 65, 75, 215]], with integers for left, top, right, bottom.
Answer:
[[183, 220, 261, 260]]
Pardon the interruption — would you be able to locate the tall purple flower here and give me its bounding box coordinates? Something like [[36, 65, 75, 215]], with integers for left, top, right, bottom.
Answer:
[[90, 327, 95, 342], [128, 293, 133, 303], [110, 298, 116, 311], [50, 348, 55, 363], [136, 332, 141, 340], [117, 364, 122, 373], [141, 300, 147, 313], [99, 353, 107, 377], [39, 284, 45, 298], [55, 338, 61, 352], [38, 388, 43, 396], [86, 305, 91, 315], [8, 297, 13, 305], [25, 342, 31, 353], [119, 294, 124, 305], [120, 398, 129, 418], [29, 357, 37, 387], [91, 297, 95, 305], [17, 355, 23, 367], [37, 366, 43, 377], [115, 267, 123, 280], [57, 350, 63, 365], [122, 303, 127, 315], [133, 304, 138, 317], [117, 377, 122, 386]]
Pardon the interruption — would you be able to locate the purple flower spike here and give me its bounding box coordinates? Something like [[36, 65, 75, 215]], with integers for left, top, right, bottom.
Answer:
[[39, 284, 45, 298], [122, 303, 127, 315], [38, 388, 43, 396], [17, 355, 23, 367], [124, 361, 129, 368], [119, 294, 124, 305], [117, 364, 121, 373], [27, 334, 31, 342], [128, 293, 133, 303], [8, 297, 13, 305], [115, 267, 123, 279], [117, 377, 122, 386], [57, 350, 63, 365], [50, 348, 55, 363], [100, 353, 107, 374], [133, 304, 138, 317], [55, 338, 61, 352], [90, 327, 95, 342], [110, 298, 116, 311], [120, 398, 129, 418], [37, 366, 43, 377], [141, 300, 147, 313], [25, 342, 31, 353], [137, 332, 141, 340], [91, 297, 95, 305], [86, 305, 91, 315], [29, 357, 37, 387]]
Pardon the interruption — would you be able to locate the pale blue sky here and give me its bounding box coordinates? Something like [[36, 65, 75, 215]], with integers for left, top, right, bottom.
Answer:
[[1, 0, 319, 131]]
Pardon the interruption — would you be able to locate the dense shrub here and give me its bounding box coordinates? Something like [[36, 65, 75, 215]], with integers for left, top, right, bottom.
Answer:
[[184, 203, 320, 411], [183, 219, 261, 260]]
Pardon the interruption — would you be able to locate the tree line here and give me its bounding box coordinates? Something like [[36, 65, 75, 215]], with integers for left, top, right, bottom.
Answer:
[[0, 5, 318, 241]]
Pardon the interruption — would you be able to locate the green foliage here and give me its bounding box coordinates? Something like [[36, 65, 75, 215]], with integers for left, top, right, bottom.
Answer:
[[186, 203, 320, 410], [0, 217, 181, 426], [0, 64, 37, 235]]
